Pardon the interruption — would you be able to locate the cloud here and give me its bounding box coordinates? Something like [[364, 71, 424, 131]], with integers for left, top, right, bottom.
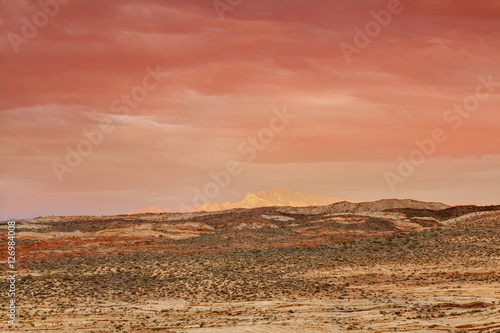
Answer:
[[1, 0, 499, 218]]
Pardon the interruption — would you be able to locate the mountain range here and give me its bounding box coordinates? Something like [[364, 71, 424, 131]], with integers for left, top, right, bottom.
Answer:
[[126, 189, 455, 216], [126, 188, 342, 214], [187, 188, 343, 212]]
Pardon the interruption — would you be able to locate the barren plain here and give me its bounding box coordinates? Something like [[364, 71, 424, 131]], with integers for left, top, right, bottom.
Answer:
[[1, 200, 500, 332]]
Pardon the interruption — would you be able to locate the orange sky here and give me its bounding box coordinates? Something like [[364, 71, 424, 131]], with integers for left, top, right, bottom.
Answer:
[[1, 0, 500, 219]]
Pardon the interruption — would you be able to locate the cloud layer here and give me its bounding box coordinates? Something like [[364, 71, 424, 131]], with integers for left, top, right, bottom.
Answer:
[[1, 0, 499, 219]]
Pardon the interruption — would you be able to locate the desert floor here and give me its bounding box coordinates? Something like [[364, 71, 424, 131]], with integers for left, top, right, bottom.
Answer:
[[1, 207, 500, 332]]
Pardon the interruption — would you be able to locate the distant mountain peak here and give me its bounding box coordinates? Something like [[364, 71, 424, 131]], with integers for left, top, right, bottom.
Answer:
[[186, 188, 342, 212], [126, 205, 172, 215], [244, 192, 260, 199]]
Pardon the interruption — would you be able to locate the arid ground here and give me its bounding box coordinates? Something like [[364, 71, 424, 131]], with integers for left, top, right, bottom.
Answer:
[[2, 200, 500, 332]]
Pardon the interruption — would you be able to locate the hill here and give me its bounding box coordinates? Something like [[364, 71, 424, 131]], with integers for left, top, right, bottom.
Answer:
[[126, 205, 172, 215]]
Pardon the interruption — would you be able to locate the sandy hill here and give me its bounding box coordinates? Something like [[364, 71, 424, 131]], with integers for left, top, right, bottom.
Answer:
[[276, 198, 450, 215]]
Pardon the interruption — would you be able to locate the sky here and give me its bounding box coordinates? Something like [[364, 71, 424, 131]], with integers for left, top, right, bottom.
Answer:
[[1, 0, 500, 219]]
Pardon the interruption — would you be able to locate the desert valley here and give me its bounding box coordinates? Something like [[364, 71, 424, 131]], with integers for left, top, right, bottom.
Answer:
[[1, 190, 500, 332]]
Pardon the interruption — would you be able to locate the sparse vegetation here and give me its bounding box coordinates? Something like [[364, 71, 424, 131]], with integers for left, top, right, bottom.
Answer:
[[1, 203, 499, 331]]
